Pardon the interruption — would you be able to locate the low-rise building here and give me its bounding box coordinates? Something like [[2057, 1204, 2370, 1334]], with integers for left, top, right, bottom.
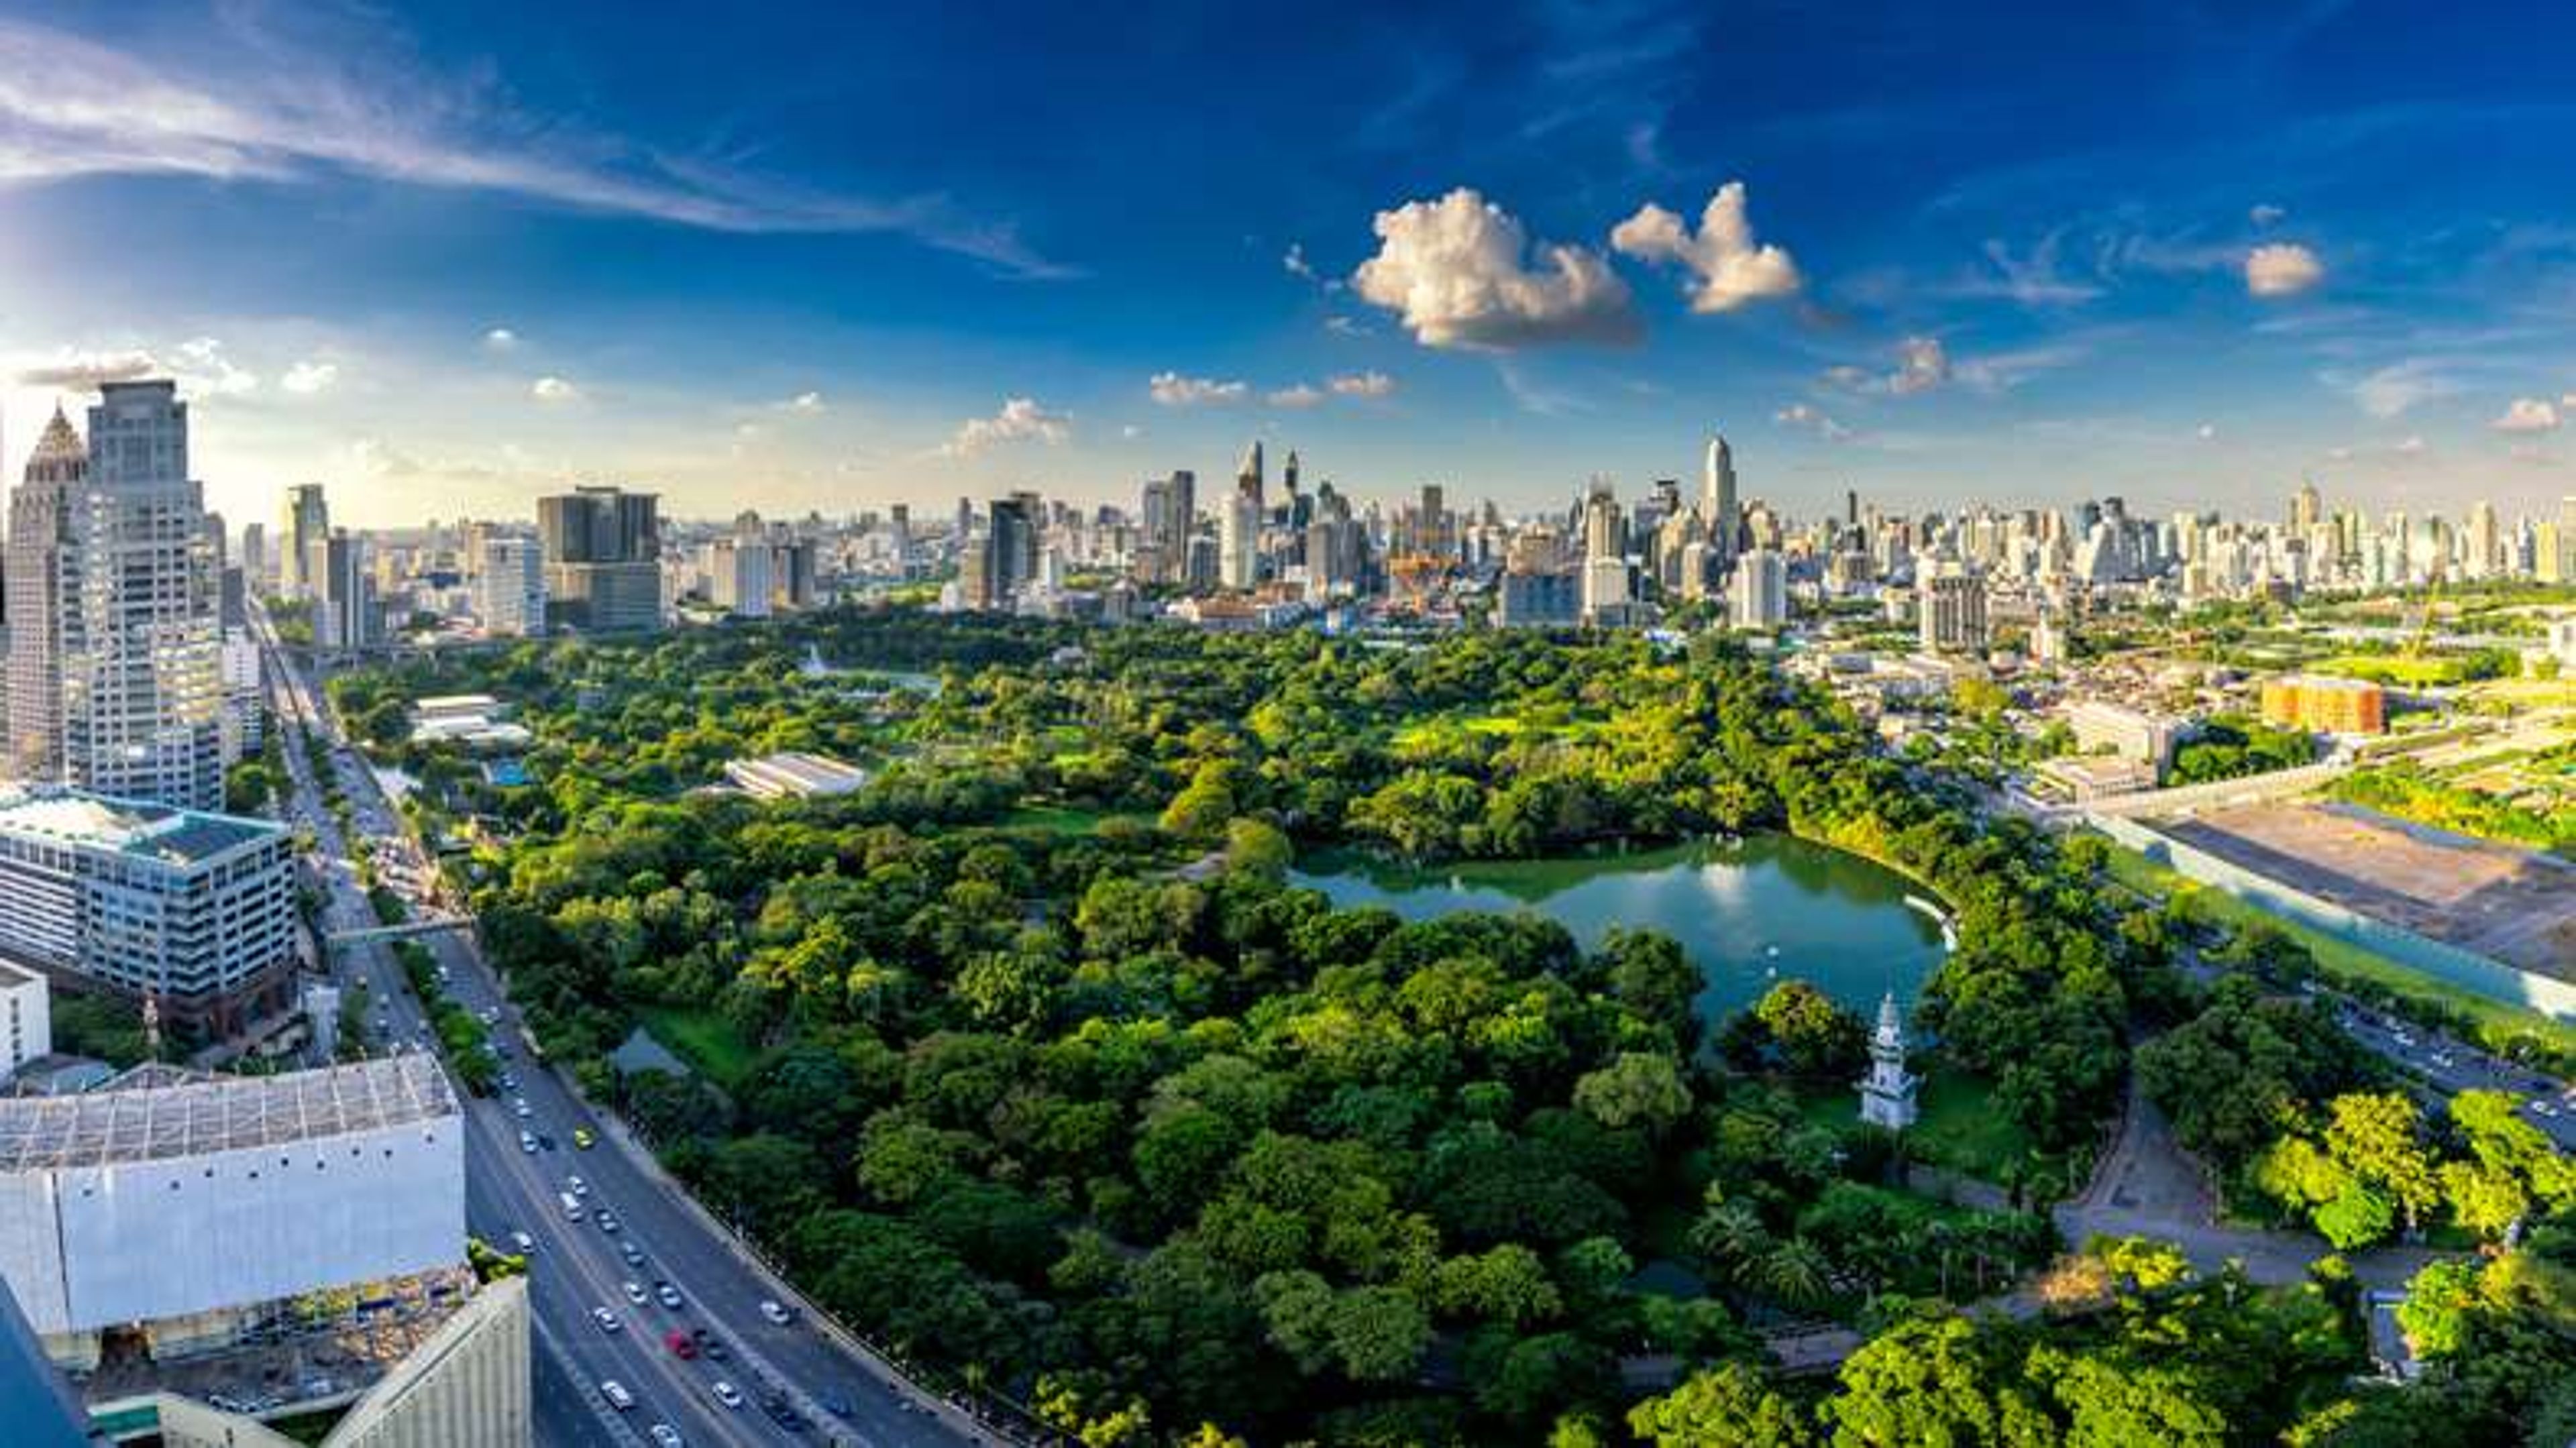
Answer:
[[722, 751, 869, 800], [2259, 674, 2386, 735], [2064, 700, 2179, 774], [0, 964, 50, 1084], [0, 787, 297, 1036], [2035, 754, 2161, 802]]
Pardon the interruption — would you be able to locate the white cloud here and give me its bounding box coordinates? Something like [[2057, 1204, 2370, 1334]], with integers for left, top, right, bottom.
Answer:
[[530, 376, 579, 402], [2563, 392, 2576, 409], [1610, 182, 1802, 313], [2491, 396, 2561, 433], [16, 349, 158, 388], [1283, 243, 1316, 280], [1119, 424, 1142, 440], [280, 359, 337, 395], [172, 337, 256, 394], [2250, 203, 2287, 227], [0, 14, 1071, 277], [780, 390, 825, 412], [2347, 359, 2459, 419], [1148, 372, 1248, 407], [1352, 187, 1638, 349], [1329, 370, 1396, 398], [2396, 435, 2426, 454], [1323, 315, 1372, 337], [942, 397, 1068, 456], [2245, 242, 2325, 298], [2196, 422, 2217, 441], [1268, 384, 1324, 408], [1773, 402, 1849, 440], [1890, 336, 1949, 396], [482, 327, 520, 351]]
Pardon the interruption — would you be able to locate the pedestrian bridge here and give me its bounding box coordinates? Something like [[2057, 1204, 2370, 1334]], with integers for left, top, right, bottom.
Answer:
[[325, 915, 476, 948]]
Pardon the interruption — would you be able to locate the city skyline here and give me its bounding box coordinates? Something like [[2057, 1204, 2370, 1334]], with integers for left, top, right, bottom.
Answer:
[[7, 1, 2576, 526]]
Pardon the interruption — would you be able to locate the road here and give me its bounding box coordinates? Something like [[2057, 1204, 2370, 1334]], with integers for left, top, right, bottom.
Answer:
[[254, 607, 986, 1448]]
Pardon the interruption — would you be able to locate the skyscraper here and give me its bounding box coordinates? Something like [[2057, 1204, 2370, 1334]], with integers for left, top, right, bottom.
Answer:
[[5, 408, 81, 780], [476, 535, 547, 637], [1701, 433, 1739, 567], [537, 486, 661, 632], [59, 382, 225, 811], [280, 483, 329, 599]]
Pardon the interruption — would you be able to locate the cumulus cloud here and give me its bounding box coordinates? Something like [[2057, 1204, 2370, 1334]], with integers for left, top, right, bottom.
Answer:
[[482, 327, 520, 351], [530, 376, 579, 402], [1352, 187, 1638, 349], [942, 397, 1068, 456], [780, 390, 825, 412], [1148, 372, 1249, 407], [1773, 402, 1849, 440], [1283, 243, 1316, 280], [2250, 203, 2287, 227], [1610, 182, 1802, 313], [281, 359, 337, 394], [1889, 336, 1949, 396], [2492, 397, 2561, 433], [2245, 242, 2324, 297], [172, 337, 256, 394], [16, 350, 158, 388], [1329, 370, 1396, 398], [1268, 384, 1324, 408]]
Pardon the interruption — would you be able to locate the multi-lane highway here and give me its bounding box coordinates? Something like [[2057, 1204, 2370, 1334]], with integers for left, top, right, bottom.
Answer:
[[254, 607, 987, 1448]]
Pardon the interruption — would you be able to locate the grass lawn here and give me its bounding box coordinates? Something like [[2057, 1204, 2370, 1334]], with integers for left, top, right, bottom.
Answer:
[[1907, 1066, 2036, 1182], [635, 1004, 760, 1090], [2097, 837, 2576, 1058], [998, 803, 1152, 836]]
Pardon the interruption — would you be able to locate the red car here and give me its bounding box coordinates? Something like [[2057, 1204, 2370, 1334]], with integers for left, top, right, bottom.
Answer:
[[665, 1329, 697, 1360]]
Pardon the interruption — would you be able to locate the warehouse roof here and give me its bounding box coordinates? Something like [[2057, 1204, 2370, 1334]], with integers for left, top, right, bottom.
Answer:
[[0, 1055, 455, 1171]]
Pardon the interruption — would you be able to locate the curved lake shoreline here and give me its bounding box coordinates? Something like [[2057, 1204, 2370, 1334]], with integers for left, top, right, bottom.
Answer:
[[1291, 834, 1950, 1026]]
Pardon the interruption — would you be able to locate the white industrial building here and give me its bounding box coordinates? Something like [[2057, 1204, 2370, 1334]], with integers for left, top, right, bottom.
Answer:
[[0, 1054, 463, 1364], [723, 750, 869, 799], [0, 787, 299, 1036]]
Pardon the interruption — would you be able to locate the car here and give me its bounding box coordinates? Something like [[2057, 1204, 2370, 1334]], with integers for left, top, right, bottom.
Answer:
[[600, 1380, 635, 1411], [622, 1281, 647, 1305], [648, 1426, 683, 1448], [573, 1127, 596, 1150], [757, 1299, 794, 1326], [700, 1336, 729, 1362], [655, 1282, 682, 1309], [820, 1394, 854, 1420], [712, 1381, 744, 1410], [508, 1231, 535, 1254], [590, 1307, 621, 1333], [620, 1241, 647, 1267], [664, 1329, 697, 1359], [537, 1133, 557, 1151], [511, 1097, 532, 1119], [517, 1131, 537, 1154], [765, 1400, 805, 1429], [596, 1209, 620, 1233], [566, 1175, 587, 1197], [498, 1072, 518, 1091]]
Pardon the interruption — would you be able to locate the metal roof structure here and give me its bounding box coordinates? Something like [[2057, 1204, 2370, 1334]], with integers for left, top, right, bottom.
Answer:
[[0, 1055, 454, 1172]]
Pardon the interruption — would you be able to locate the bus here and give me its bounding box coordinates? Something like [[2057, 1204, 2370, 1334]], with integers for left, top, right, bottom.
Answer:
[[559, 1191, 585, 1221]]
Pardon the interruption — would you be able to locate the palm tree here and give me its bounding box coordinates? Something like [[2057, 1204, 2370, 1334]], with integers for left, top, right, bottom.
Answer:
[[1756, 1238, 1834, 1315], [1688, 1199, 1772, 1288]]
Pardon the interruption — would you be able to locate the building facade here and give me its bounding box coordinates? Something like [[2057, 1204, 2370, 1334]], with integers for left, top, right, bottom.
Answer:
[[0, 787, 298, 1034], [474, 535, 546, 638], [5, 408, 80, 781], [538, 486, 661, 632]]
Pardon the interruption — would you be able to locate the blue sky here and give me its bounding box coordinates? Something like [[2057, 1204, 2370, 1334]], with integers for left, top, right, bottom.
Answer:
[[3, 0, 2574, 527]]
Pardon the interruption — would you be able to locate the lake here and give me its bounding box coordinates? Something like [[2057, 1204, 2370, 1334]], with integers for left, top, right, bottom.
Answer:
[[1291, 836, 1949, 1025]]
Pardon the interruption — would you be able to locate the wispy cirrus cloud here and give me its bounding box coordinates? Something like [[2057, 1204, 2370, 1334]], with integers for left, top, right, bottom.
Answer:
[[0, 15, 1071, 278]]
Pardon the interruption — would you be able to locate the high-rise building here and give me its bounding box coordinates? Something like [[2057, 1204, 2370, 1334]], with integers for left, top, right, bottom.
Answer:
[[537, 486, 661, 632], [59, 383, 224, 812], [1917, 569, 1988, 655], [311, 529, 376, 651], [1701, 433, 1739, 567], [1730, 548, 1786, 629], [280, 484, 329, 599], [703, 537, 775, 618], [475, 535, 545, 637], [1220, 480, 1260, 590], [983, 494, 1040, 606], [6, 408, 80, 781]]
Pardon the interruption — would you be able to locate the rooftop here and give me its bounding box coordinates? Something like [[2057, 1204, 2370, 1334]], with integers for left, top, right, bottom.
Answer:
[[0, 1054, 455, 1172], [0, 788, 282, 866]]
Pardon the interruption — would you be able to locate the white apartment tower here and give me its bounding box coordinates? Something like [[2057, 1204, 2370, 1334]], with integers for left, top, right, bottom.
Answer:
[[55, 383, 225, 812], [476, 535, 547, 637], [1730, 548, 1787, 629]]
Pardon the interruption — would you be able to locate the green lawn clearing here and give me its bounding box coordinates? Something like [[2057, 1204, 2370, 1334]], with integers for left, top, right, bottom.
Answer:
[[635, 1005, 760, 1089]]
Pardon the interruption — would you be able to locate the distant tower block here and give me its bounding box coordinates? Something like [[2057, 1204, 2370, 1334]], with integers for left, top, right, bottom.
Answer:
[[1858, 991, 1918, 1131]]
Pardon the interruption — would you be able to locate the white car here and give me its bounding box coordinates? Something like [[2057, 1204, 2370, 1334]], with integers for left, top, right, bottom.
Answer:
[[622, 1281, 647, 1305], [648, 1427, 683, 1448], [600, 1380, 635, 1411], [757, 1299, 793, 1326], [508, 1231, 535, 1254], [711, 1381, 743, 1410], [517, 1131, 537, 1155], [566, 1175, 588, 1197], [590, 1307, 620, 1333], [512, 1097, 533, 1119], [655, 1283, 683, 1310]]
